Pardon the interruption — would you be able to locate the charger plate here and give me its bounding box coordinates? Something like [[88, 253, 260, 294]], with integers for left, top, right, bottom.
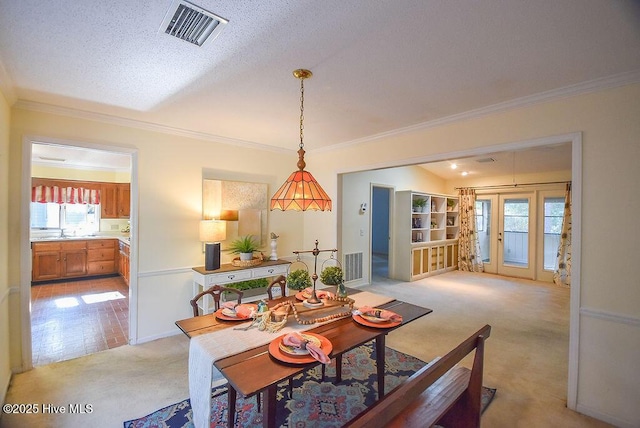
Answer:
[[269, 332, 332, 364], [352, 312, 402, 328], [214, 303, 258, 321]]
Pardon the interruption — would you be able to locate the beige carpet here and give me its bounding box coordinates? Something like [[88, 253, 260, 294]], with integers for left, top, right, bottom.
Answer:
[[1, 271, 613, 428]]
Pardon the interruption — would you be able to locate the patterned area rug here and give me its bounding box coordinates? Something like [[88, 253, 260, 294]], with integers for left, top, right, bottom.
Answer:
[[124, 344, 496, 428]]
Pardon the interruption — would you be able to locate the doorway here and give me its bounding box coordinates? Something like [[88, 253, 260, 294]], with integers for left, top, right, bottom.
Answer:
[[371, 185, 393, 279], [21, 138, 138, 370], [475, 187, 566, 281]]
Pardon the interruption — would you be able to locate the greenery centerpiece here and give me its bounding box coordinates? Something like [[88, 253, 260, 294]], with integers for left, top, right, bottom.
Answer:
[[227, 235, 261, 261], [286, 269, 312, 291], [320, 266, 343, 285], [320, 265, 347, 297]]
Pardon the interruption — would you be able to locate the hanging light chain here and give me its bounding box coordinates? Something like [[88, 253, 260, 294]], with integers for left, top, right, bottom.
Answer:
[[299, 77, 305, 150]]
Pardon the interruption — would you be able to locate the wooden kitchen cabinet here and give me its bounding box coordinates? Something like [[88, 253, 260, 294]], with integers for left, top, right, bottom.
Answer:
[[118, 240, 130, 286], [101, 183, 130, 218], [32, 241, 88, 282], [117, 183, 130, 218], [32, 239, 120, 283], [87, 239, 117, 275]]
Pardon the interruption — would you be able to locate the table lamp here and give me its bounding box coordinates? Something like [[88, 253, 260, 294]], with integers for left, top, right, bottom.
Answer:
[[199, 220, 226, 271]]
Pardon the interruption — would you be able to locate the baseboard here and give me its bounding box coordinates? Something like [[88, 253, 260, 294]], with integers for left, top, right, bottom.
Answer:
[[134, 328, 183, 345], [576, 403, 636, 428]]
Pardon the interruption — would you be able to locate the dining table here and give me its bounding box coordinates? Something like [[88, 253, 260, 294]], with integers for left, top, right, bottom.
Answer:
[[175, 288, 432, 428]]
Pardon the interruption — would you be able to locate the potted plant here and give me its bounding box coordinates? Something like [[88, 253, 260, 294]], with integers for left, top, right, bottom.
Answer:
[[320, 265, 347, 297], [227, 235, 260, 261], [320, 266, 343, 286], [412, 198, 427, 212], [286, 269, 312, 291]]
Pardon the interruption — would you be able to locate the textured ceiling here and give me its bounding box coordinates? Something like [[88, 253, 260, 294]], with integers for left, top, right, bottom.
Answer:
[[1, 0, 639, 172]]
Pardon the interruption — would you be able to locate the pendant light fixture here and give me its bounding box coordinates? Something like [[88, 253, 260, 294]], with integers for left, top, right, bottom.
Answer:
[[270, 69, 332, 211]]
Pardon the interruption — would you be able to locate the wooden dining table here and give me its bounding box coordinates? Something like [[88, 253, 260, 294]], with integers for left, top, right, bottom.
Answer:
[[176, 289, 432, 428]]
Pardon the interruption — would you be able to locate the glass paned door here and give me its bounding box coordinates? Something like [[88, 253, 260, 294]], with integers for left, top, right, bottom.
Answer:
[[498, 194, 535, 278]]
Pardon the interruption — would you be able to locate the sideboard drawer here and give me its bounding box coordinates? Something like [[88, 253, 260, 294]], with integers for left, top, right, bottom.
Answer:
[[205, 269, 253, 286], [253, 264, 288, 278]]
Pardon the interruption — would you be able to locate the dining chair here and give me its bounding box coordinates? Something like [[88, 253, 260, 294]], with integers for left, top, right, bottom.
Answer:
[[190, 284, 243, 317], [266, 275, 287, 300], [189, 284, 264, 413]]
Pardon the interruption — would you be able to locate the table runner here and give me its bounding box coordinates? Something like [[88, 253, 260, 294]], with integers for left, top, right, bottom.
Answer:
[[189, 291, 395, 428]]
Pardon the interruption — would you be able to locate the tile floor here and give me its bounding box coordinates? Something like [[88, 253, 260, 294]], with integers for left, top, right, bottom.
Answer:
[[30, 275, 129, 366]]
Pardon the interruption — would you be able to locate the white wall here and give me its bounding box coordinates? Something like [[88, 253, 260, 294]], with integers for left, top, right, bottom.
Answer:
[[0, 83, 12, 406], [308, 84, 640, 427]]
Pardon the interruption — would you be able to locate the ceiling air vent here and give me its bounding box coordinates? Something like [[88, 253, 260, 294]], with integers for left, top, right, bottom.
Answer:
[[476, 157, 496, 163], [160, 0, 228, 47]]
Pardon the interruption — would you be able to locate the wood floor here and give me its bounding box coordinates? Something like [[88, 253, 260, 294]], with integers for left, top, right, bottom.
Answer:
[[30, 275, 129, 366]]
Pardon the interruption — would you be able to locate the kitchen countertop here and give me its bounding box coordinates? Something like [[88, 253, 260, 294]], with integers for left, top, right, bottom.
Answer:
[[31, 235, 130, 244]]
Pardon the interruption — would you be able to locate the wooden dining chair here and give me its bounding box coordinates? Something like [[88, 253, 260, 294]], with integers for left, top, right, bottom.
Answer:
[[189, 284, 264, 413], [190, 284, 243, 317], [266, 275, 287, 300]]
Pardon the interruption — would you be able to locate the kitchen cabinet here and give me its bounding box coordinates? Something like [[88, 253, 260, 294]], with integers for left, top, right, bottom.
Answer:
[[118, 240, 130, 286], [32, 238, 119, 283], [101, 183, 130, 218], [32, 241, 88, 282], [87, 239, 117, 275], [117, 183, 130, 218]]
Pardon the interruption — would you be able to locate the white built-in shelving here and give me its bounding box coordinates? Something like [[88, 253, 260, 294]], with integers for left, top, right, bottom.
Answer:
[[392, 191, 460, 281]]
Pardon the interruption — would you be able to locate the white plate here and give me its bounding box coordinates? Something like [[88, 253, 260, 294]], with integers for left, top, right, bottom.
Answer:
[[361, 314, 389, 323], [279, 334, 321, 356], [221, 308, 237, 317]]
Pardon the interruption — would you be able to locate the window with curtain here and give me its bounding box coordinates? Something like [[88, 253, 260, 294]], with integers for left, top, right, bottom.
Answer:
[[30, 184, 101, 234]]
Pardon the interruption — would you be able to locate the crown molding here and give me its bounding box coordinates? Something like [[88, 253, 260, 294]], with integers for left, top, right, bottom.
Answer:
[[13, 100, 292, 154], [314, 69, 640, 154], [12, 69, 640, 155]]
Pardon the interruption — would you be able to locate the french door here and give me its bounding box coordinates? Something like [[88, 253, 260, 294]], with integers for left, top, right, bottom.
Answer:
[[476, 193, 535, 279]]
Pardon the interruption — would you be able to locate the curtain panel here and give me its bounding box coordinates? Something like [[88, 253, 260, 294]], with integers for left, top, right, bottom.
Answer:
[[31, 185, 100, 204], [553, 183, 572, 286], [458, 188, 484, 272]]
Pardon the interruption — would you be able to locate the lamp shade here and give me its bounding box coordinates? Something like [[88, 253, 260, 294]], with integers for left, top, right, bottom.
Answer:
[[270, 169, 332, 211], [199, 220, 226, 243]]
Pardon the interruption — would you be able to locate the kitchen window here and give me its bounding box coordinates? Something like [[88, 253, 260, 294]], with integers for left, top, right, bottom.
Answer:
[[31, 202, 99, 234]]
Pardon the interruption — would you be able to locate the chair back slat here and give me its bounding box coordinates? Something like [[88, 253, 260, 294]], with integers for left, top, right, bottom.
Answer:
[[190, 284, 243, 316]]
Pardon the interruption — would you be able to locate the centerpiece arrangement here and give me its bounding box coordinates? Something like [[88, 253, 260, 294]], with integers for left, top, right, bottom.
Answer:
[[227, 235, 263, 267]]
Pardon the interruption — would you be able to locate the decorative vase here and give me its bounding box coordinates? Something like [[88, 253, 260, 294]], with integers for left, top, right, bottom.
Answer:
[[270, 238, 278, 261], [336, 281, 348, 298]]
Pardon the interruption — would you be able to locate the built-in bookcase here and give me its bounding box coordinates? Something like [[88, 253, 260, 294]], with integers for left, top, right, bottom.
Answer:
[[392, 191, 459, 281]]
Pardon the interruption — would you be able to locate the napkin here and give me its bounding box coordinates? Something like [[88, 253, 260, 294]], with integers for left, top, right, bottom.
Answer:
[[355, 306, 403, 322], [221, 302, 254, 319], [302, 287, 335, 299], [282, 332, 330, 364]]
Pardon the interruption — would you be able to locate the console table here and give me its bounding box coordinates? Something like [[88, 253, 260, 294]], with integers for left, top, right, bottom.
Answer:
[[192, 259, 290, 314]]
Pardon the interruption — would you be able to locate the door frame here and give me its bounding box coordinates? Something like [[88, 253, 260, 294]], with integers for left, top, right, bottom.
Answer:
[[338, 132, 581, 409], [20, 135, 139, 371]]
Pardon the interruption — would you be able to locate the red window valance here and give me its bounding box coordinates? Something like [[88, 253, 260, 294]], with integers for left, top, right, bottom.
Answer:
[[31, 185, 101, 204]]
